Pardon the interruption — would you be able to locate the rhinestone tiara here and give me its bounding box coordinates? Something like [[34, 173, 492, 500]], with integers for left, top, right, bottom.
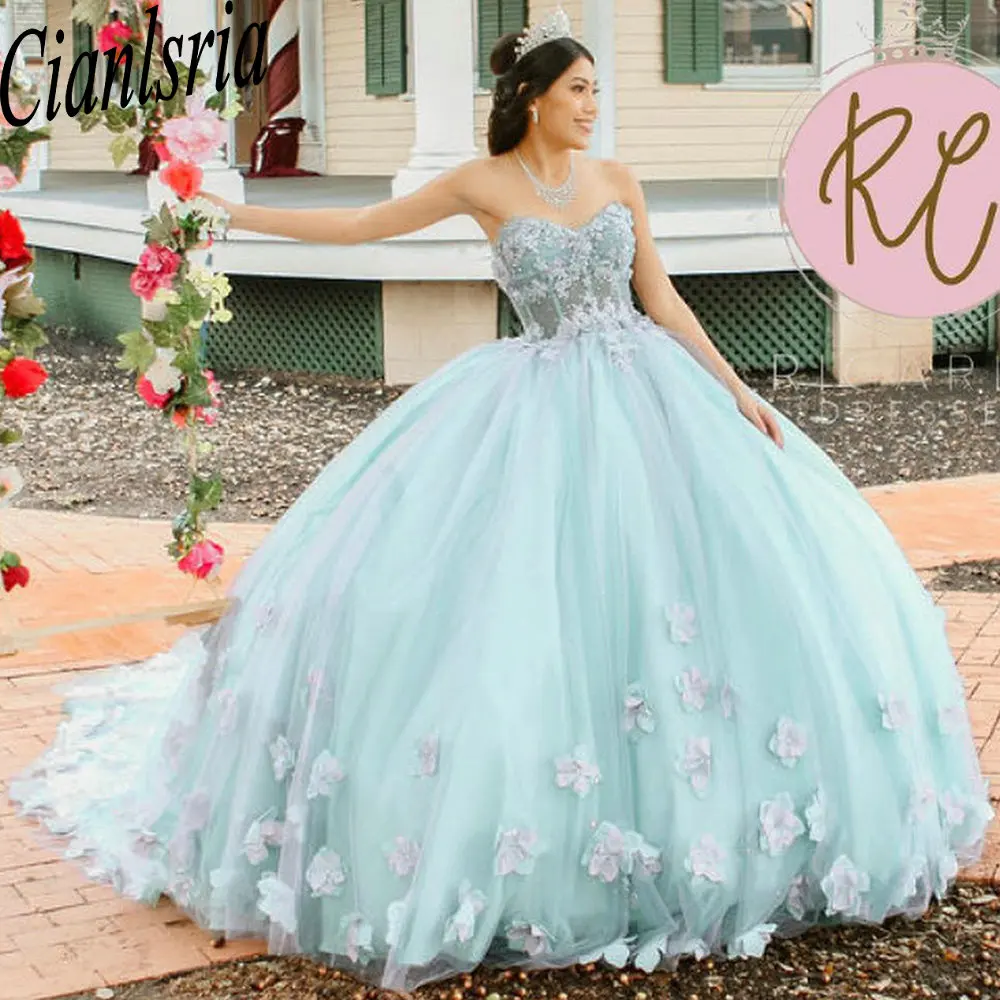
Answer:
[[514, 7, 574, 64]]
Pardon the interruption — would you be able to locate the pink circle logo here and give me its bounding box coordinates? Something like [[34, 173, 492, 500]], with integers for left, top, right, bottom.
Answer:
[[780, 56, 1000, 318]]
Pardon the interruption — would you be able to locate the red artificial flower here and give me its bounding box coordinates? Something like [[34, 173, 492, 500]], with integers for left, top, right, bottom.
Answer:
[[171, 405, 190, 429], [97, 20, 134, 55], [160, 159, 202, 201], [1, 357, 48, 398], [0, 210, 32, 271], [2, 563, 29, 592], [177, 539, 224, 580], [136, 374, 173, 409], [130, 242, 181, 302]]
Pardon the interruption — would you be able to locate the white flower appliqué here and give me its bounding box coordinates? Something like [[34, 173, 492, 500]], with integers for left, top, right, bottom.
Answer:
[[257, 873, 297, 934], [805, 788, 827, 843], [785, 874, 810, 920], [555, 746, 601, 797], [758, 792, 805, 856], [677, 736, 712, 795], [385, 899, 407, 948], [879, 693, 912, 731], [769, 717, 807, 767], [211, 689, 239, 735], [582, 822, 662, 883], [720, 679, 736, 720], [730, 923, 777, 959], [385, 836, 422, 877], [269, 735, 296, 782], [341, 912, 374, 964], [624, 684, 655, 735], [507, 921, 552, 957], [820, 855, 870, 917], [413, 734, 439, 777], [667, 602, 698, 643], [306, 750, 345, 799], [580, 937, 633, 969], [676, 668, 712, 712], [495, 827, 540, 876], [306, 847, 347, 897], [443, 880, 487, 945], [938, 703, 967, 736], [939, 790, 966, 829], [685, 834, 726, 883]]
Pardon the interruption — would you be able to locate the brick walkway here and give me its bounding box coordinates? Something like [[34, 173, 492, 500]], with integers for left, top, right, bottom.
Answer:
[[1, 475, 1000, 999]]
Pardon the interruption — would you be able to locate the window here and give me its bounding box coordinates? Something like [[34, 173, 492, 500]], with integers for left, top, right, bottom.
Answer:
[[970, 0, 999, 61], [723, 0, 815, 68], [477, 0, 527, 90], [365, 0, 407, 96]]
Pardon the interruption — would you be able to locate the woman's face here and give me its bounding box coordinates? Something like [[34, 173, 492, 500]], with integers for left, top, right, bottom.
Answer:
[[534, 56, 599, 150]]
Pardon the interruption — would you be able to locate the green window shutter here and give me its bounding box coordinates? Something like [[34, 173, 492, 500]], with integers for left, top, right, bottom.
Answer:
[[365, 0, 407, 96], [71, 20, 94, 107], [874, 0, 883, 46], [664, 0, 723, 84], [478, 0, 527, 90], [916, 0, 971, 59]]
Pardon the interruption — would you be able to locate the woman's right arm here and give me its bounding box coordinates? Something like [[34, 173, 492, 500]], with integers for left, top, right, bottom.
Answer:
[[204, 159, 482, 245]]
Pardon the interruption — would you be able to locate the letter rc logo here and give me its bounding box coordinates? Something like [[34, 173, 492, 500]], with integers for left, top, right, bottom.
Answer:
[[780, 50, 1000, 319]]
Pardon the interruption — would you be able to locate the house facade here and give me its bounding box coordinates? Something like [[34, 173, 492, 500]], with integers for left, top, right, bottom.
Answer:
[[1, 0, 997, 386]]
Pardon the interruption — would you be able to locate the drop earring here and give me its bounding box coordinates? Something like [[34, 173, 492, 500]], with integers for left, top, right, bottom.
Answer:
[[531, 106, 539, 124]]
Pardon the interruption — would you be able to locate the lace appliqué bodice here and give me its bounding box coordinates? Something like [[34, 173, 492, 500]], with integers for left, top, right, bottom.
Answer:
[[491, 201, 655, 371]]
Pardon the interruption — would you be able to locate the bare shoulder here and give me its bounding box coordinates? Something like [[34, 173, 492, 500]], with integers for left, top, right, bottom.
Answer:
[[595, 158, 643, 205]]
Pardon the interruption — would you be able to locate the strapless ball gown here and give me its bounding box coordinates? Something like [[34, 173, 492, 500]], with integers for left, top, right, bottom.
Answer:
[[9, 201, 993, 991]]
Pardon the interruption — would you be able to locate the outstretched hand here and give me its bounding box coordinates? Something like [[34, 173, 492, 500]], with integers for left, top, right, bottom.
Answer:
[[734, 386, 784, 449]]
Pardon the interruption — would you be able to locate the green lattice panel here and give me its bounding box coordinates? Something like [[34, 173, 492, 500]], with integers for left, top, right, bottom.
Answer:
[[499, 271, 830, 373], [933, 298, 997, 355], [204, 276, 384, 379]]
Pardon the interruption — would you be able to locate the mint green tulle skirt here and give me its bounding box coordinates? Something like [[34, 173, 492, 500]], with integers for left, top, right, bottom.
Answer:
[[10, 318, 993, 990]]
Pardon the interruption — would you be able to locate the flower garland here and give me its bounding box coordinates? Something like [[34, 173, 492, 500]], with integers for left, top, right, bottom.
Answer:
[[73, 0, 239, 580], [0, 27, 53, 596]]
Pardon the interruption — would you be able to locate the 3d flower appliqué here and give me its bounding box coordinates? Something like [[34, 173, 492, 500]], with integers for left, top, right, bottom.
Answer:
[[624, 684, 655, 735], [939, 790, 966, 829], [580, 937, 633, 969], [443, 880, 486, 944], [243, 819, 272, 866], [719, 679, 736, 720], [666, 601, 698, 643], [676, 668, 712, 712], [685, 834, 726, 883], [341, 912, 374, 964], [269, 735, 296, 782], [633, 935, 667, 973], [908, 784, 937, 823], [257, 873, 298, 934], [820, 855, 870, 917], [582, 822, 662, 883], [507, 921, 552, 956], [879, 693, 912, 731], [555, 746, 601, 797], [306, 847, 347, 897], [785, 874, 810, 920], [385, 836, 422, 877], [769, 717, 807, 767], [677, 736, 712, 795], [211, 688, 239, 735], [938, 703, 967, 736], [306, 750, 345, 799], [495, 827, 540, 876], [758, 792, 805, 855], [179, 790, 211, 833], [385, 899, 407, 948], [412, 734, 439, 777], [805, 788, 827, 843], [729, 923, 777, 959]]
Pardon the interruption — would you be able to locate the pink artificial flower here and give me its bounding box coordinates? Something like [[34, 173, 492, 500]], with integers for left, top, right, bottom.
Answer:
[[177, 539, 224, 580], [136, 374, 173, 409], [159, 91, 227, 164], [97, 21, 134, 56], [130, 243, 181, 302], [0, 167, 17, 192], [194, 369, 222, 425]]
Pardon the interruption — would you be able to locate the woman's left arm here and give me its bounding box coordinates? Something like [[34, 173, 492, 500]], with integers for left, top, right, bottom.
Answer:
[[610, 161, 784, 448]]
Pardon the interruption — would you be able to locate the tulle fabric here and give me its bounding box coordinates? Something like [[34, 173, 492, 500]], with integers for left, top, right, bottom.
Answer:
[[9, 202, 993, 992]]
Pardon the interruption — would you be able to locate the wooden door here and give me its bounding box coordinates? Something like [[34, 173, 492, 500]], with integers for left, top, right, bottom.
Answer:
[[219, 0, 270, 166]]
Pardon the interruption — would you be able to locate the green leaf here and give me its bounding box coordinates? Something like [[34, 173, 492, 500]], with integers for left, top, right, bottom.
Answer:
[[102, 103, 138, 134], [189, 472, 223, 513], [6, 321, 47, 356], [116, 329, 157, 374], [72, 0, 109, 26], [109, 133, 139, 169], [0, 428, 22, 446]]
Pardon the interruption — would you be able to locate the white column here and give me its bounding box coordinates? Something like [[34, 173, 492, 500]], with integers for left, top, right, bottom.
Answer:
[[0, 3, 13, 51], [148, 0, 245, 205], [1, 3, 44, 191], [296, 0, 326, 173], [391, 0, 478, 198], [583, 0, 616, 158]]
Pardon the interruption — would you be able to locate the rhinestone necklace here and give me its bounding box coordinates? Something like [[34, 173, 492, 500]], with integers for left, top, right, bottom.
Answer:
[[515, 149, 576, 209]]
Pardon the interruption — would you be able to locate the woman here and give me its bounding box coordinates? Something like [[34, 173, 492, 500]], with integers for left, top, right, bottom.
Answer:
[[11, 10, 993, 993]]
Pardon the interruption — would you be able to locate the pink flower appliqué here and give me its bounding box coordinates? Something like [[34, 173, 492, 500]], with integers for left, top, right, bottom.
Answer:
[[159, 90, 227, 164], [130, 243, 181, 302]]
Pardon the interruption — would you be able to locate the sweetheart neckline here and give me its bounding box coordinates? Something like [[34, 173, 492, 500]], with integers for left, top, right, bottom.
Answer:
[[489, 200, 632, 250]]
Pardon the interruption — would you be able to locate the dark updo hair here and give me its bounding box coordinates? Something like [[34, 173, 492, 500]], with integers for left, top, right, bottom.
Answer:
[[487, 32, 595, 156]]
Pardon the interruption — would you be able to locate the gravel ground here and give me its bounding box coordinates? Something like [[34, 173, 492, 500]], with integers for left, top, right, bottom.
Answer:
[[10, 331, 1000, 524], [56, 883, 1000, 1000]]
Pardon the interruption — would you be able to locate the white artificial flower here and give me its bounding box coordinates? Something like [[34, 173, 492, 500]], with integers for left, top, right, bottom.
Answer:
[[385, 836, 421, 877], [805, 788, 827, 843], [676, 667, 712, 711], [495, 827, 540, 876], [555, 746, 601, 796], [145, 346, 183, 395], [759, 792, 805, 856], [624, 684, 655, 734], [443, 880, 486, 944], [769, 717, 807, 767], [820, 855, 870, 917], [879, 693, 912, 731], [269, 735, 296, 782], [667, 601, 698, 643], [307, 750, 345, 798], [257, 873, 297, 934], [0, 465, 24, 506], [306, 847, 347, 897], [677, 736, 712, 794], [685, 834, 726, 883]]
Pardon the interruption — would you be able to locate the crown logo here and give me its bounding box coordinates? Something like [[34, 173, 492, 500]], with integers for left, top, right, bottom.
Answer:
[[514, 7, 574, 63], [858, 0, 970, 62]]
